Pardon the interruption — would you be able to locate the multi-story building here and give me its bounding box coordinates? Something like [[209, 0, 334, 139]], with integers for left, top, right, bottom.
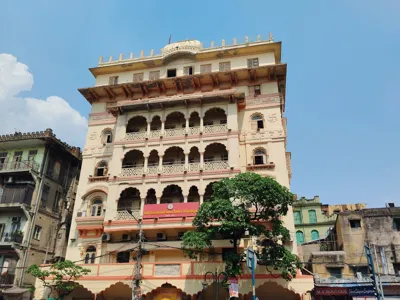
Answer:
[[0, 129, 81, 290], [48, 36, 315, 300], [302, 206, 400, 299], [293, 196, 365, 245]]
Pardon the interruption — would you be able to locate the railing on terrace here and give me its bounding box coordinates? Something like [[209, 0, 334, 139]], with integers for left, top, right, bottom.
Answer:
[[121, 166, 144, 176], [203, 161, 229, 171], [162, 163, 185, 174], [1, 233, 23, 243], [188, 162, 200, 172], [203, 124, 227, 134], [116, 210, 140, 221], [122, 125, 228, 141], [0, 160, 40, 173]]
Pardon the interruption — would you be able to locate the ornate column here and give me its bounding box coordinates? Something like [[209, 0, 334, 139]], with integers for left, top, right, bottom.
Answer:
[[144, 155, 149, 174], [156, 197, 161, 204], [146, 122, 151, 138], [158, 155, 163, 173], [185, 117, 189, 134], [184, 195, 188, 203], [161, 119, 165, 136], [199, 195, 204, 204], [200, 152, 204, 170], [200, 116, 204, 133], [184, 152, 189, 171], [140, 198, 145, 218]]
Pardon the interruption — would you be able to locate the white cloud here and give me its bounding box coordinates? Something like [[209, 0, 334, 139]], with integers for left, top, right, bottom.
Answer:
[[0, 54, 87, 147]]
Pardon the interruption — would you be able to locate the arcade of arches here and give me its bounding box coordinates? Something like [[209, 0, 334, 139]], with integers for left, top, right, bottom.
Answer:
[[60, 281, 308, 300]]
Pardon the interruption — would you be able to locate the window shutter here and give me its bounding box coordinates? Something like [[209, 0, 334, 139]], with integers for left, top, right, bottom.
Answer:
[[183, 67, 189, 75], [253, 58, 259, 67], [108, 77, 113, 85], [247, 59, 253, 68]]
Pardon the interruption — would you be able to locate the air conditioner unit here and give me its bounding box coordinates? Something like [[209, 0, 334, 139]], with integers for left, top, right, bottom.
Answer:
[[157, 233, 167, 241], [102, 233, 111, 242], [77, 211, 86, 217], [6, 176, 13, 183], [178, 232, 185, 240], [121, 234, 131, 241], [11, 217, 21, 223]]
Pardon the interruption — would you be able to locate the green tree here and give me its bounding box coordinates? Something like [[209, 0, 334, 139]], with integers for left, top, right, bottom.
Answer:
[[181, 172, 301, 280], [26, 260, 91, 300]]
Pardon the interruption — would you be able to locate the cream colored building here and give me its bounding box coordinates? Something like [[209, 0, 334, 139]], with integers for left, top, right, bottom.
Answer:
[[36, 36, 314, 299]]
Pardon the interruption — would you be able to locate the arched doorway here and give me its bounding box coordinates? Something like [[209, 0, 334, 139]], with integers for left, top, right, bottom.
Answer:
[[144, 283, 190, 300], [98, 282, 132, 300], [242, 281, 301, 300], [64, 287, 95, 300]]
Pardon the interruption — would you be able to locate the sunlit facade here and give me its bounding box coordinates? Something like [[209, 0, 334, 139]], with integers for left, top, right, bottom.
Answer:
[[35, 36, 314, 299]]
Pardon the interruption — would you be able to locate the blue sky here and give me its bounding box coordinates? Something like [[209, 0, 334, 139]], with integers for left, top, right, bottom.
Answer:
[[1, 0, 399, 208]]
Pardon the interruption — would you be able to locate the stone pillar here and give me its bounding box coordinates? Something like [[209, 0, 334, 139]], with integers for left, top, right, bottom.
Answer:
[[199, 195, 204, 204], [184, 195, 188, 203], [140, 198, 145, 217], [157, 197, 161, 204], [144, 156, 148, 174], [184, 152, 189, 170], [146, 122, 151, 137], [200, 152, 204, 169], [158, 155, 163, 173], [161, 120, 165, 136], [200, 116, 204, 133], [185, 117, 189, 134]]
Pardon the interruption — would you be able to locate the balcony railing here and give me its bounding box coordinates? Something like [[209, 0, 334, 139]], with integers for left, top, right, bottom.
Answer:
[[162, 163, 185, 174], [1, 233, 23, 244], [125, 132, 147, 141], [0, 274, 15, 286], [164, 128, 185, 137], [122, 124, 228, 141], [188, 163, 200, 172], [203, 124, 228, 134], [0, 160, 40, 173], [204, 161, 229, 171], [116, 210, 140, 221], [121, 167, 144, 177]]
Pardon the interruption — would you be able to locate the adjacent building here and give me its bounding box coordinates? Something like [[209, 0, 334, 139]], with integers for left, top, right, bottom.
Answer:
[[303, 206, 400, 299], [32, 35, 316, 299], [0, 129, 81, 289], [293, 196, 365, 245]]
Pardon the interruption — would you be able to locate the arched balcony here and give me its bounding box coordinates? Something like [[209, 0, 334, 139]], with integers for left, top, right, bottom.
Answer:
[[188, 146, 200, 172], [188, 186, 200, 203], [161, 185, 184, 204], [204, 182, 216, 202], [203, 108, 227, 134], [188, 111, 201, 135], [147, 149, 159, 175], [203, 143, 229, 171], [121, 150, 144, 176], [117, 188, 141, 220], [149, 116, 162, 139], [162, 146, 185, 174], [164, 112, 186, 137], [125, 116, 147, 140], [146, 188, 157, 204]]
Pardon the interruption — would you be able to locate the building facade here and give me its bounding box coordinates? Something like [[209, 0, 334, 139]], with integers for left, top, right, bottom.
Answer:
[[293, 196, 365, 245], [0, 129, 81, 289], [40, 36, 315, 299], [302, 207, 400, 299]]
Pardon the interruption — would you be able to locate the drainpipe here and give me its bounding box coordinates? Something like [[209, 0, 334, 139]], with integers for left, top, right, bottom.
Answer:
[[18, 145, 50, 286]]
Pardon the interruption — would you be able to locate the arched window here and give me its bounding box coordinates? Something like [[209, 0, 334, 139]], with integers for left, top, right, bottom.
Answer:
[[293, 211, 302, 225], [251, 114, 264, 130], [308, 210, 317, 224], [95, 161, 108, 177], [296, 231, 304, 245], [101, 129, 113, 144], [253, 148, 267, 165], [311, 230, 320, 240], [91, 199, 103, 217], [84, 246, 96, 264]]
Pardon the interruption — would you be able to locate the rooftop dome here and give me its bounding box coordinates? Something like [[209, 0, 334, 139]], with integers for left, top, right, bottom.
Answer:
[[161, 40, 202, 59]]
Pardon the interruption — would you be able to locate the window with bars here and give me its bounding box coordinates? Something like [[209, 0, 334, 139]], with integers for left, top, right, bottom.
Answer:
[[33, 226, 42, 240], [200, 64, 212, 74], [28, 150, 37, 166], [91, 199, 103, 217], [254, 149, 266, 165], [133, 73, 144, 83], [247, 58, 259, 68], [149, 71, 160, 81], [52, 190, 61, 213], [183, 66, 194, 75], [251, 114, 264, 130], [108, 76, 119, 85], [0, 152, 7, 167], [219, 62, 231, 72]]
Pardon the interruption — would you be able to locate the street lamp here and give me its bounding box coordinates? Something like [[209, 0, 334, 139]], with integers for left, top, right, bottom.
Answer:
[[202, 270, 229, 300]]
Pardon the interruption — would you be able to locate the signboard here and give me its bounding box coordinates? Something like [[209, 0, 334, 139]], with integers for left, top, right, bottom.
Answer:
[[154, 264, 181, 276], [384, 285, 400, 296], [348, 286, 376, 296], [246, 248, 257, 270], [143, 202, 199, 219], [315, 287, 348, 296], [229, 278, 239, 298]]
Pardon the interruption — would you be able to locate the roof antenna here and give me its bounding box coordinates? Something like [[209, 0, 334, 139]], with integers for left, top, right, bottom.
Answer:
[[168, 34, 172, 44]]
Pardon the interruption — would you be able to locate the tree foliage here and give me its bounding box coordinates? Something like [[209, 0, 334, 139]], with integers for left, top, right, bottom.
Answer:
[[181, 172, 301, 280], [26, 260, 90, 299]]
